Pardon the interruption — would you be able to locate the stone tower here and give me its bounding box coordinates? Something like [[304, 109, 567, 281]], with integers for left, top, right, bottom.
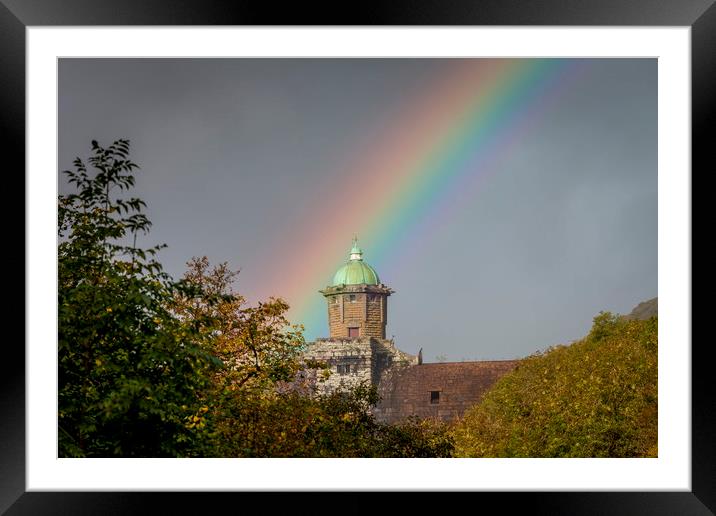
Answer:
[[302, 238, 520, 424], [303, 238, 415, 394], [319, 238, 393, 339]]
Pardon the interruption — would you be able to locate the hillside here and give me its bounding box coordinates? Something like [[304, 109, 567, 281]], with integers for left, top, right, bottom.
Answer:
[[623, 297, 658, 320], [452, 300, 658, 457]]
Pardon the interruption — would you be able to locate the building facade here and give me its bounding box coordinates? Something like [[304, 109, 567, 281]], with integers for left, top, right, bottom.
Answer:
[[303, 239, 518, 423]]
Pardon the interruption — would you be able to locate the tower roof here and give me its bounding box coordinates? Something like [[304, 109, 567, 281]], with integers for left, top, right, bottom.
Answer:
[[331, 238, 380, 286]]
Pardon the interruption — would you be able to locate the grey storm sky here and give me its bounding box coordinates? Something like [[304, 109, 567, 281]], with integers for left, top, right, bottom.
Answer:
[[58, 58, 657, 362]]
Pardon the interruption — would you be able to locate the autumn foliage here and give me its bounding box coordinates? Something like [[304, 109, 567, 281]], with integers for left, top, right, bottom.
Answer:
[[452, 312, 658, 457], [175, 257, 453, 457]]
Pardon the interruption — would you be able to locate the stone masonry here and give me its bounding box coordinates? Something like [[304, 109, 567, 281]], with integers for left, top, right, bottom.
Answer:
[[320, 284, 393, 339], [303, 337, 417, 394], [373, 360, 519, 423]]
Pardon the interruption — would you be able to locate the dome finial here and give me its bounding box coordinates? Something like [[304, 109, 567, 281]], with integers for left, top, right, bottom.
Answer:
[[331, 237, 380, 285], [349, 236, 363, 261]]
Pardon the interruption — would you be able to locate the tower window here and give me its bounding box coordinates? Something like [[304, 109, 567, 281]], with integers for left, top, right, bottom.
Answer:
[[349, 294, 356, 303], [430, 391, 440, 404], [348, 327, 359, 338]]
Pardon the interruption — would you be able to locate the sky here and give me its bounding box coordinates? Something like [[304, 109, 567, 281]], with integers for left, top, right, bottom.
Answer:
[[58, 58, 657, 362]]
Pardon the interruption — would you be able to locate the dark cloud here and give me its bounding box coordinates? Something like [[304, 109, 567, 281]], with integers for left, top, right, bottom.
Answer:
[[59, 58, 656, 361]]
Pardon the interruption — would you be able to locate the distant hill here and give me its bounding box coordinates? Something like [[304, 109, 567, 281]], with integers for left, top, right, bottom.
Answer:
[[623, 297, 658, 320]]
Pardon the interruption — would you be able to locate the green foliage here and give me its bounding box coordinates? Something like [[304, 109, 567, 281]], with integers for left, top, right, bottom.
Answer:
[[452, 312, 658, 457], [58, 139, 218, 457]]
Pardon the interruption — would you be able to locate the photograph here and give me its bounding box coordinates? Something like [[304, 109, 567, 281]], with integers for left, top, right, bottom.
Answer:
[[8, 6, 706, 510], [57, 57, 658, 459]]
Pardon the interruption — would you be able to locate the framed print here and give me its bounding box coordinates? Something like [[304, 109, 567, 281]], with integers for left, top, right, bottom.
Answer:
[[6, 0, 710, 513]]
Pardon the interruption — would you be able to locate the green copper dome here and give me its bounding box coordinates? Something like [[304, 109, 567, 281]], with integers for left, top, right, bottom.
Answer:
[[331, 238, 380, 286]]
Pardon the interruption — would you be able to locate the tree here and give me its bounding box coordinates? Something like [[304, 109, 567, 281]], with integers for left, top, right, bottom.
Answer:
[[172, 256, 306, 392], [452, 312, 658, 457], [57, 138, 455, 458], [171, 259, 455, 458], [58, 139, 219, 457]]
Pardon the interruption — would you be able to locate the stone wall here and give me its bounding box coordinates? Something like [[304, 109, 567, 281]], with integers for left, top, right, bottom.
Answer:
[[342, 294, 367, 333], [322, 284, 392, 339], [369, 339, 418, 385], [374, 360, 519, 423], [364, 295, 386, 338], [303, 337, 515, 425], [326, 295, 345, 337], [303, 337, 417, 394], [303, 337, 373, 392]]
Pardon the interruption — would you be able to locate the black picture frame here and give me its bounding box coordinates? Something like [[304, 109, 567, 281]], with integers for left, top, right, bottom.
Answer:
[[4, 1, 709, 513]]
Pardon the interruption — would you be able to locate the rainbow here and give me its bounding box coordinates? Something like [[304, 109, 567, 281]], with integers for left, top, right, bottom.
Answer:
[[258, 59, 583, 340]]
